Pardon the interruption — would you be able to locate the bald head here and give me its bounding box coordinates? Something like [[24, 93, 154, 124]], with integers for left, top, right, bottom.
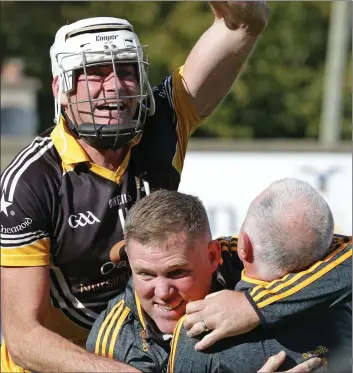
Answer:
[[241, 178, 334, 278]]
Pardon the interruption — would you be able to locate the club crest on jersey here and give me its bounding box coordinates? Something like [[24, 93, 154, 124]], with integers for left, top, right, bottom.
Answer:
[[68, 211, 100, 228]]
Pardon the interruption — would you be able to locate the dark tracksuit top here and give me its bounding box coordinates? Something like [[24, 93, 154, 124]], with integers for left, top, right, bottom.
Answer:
[[168, 281, 351, 373], [87, 235, 352, 373]]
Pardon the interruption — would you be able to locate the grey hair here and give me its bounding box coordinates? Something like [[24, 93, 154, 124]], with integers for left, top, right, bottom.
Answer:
[[124, 190, 211, 248], [243, 178, 334, 278]]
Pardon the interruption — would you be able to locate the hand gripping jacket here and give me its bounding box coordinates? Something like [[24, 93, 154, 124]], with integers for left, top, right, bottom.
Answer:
[[50, 17, 155, 150]]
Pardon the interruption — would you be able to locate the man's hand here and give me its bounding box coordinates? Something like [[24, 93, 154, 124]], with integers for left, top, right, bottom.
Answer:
[[184, 290, 260, 351], [209, 1, 270, 35], [258, 351, 322, 373]]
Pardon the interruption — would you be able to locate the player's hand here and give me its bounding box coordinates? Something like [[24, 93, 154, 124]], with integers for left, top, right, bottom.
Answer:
[[184, 290, 260, 351], [209, 1, 270, 34], [258, 351, 322, 372]]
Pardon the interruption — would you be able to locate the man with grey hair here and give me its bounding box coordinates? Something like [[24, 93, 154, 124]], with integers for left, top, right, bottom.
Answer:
[[239, 177, 334, 280], [87, 182, 351, 372], [174, 179, 351, 372]]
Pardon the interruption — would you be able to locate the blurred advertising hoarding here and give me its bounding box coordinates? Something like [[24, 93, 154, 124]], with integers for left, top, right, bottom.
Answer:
[[179, 151, 352, 238]]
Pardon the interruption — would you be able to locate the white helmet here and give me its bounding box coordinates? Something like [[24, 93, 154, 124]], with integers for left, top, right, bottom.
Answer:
[[50, 17, 155, 150]]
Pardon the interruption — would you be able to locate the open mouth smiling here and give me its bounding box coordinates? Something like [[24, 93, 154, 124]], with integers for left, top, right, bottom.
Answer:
[[96, 101, 127, 111], [155, 299, 184, 312]]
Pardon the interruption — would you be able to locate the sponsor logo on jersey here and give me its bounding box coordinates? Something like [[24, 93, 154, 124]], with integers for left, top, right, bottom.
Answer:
[[1, 217, 32, 233], [100, 240, 128, 275], [109, 193, 132, 208], [79, 271, 131, 293], [101, 260, 128, 275], [68, 211, 100, 228]]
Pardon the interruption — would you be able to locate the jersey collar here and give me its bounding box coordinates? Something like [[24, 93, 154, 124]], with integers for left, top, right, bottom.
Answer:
[[241, 270, 269, 285], [51, 115, 90, 165], [51, 116, 140, 184]]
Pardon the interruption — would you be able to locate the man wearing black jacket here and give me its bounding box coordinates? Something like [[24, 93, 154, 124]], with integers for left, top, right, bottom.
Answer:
[[87, 180, 351, 372]]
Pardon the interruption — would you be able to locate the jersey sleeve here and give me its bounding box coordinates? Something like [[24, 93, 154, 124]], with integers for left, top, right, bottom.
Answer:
[[168, 315, 219, 373], [172, 66, 209, 174], [1, 146, 52, 266], [245, 235, 352, 327], [151, 66, 208, 175], [86, 295, 128, 360]]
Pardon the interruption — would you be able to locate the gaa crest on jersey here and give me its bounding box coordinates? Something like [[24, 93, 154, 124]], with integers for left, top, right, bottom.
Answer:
[[68, 211, 101, 228]]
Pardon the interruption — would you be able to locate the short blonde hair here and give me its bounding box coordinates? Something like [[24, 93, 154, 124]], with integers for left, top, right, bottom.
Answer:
[[124, 190, 211, 247]]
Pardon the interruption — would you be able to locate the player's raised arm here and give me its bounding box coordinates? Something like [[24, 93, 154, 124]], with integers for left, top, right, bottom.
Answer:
[[182, 1, 269, 118]]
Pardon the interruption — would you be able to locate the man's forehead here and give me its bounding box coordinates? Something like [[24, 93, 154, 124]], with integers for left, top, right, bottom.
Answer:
[[128, 233, 197, 253], [134, 257, 191, 271]]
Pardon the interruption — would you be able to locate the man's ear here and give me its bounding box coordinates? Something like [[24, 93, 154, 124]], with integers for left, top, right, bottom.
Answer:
[[52, 76, 68, 105], [238, 231, 254, 263], [208, 239, 222, 272]]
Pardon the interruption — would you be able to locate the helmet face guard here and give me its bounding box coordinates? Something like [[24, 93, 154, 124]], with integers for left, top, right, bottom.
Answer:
[[50, 18, 155, 150]]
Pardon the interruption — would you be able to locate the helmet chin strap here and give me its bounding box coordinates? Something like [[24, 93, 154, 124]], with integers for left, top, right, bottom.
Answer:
[[78, 123, 140, 150], [54, 74, 64, 124], [61, 111, 142, 151]]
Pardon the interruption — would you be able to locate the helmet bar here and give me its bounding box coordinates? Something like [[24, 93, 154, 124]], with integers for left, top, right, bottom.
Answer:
[[51, 17, 155, 150], [63, 45, 148, 149]]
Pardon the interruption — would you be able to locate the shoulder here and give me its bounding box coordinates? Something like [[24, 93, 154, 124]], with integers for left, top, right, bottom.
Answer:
[[1, 134, 62, 236], [1, 133, 61, 198], [169, 316, 218, 373], [152, 74, 174, 110], [87, 293, 129, 352], [330, 234, 352, 251]]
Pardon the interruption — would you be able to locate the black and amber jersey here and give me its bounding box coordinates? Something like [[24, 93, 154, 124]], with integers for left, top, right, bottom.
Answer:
[[169, 237, 352, 373], [216, 235, 352, 325], [86, 236, 352, 373], [0, 66, 204, 372]]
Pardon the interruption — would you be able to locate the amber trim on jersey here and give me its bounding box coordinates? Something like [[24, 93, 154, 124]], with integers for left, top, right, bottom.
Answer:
[[107, 306, 130, 359], [168, 314, 187, 373], [1, 340, 31, 373], [50, 116, 140, 184], [248, 237, 352, 309], [171, 66, 206, 174], [216, 236, 238, 264], [1, 136, 53, 267], [135, 291, 147, 330], [249, 238, 350, 298], [1, 237, 50, 266], [241, 270, 268, 286], [217, 236, 238, 252], [94, 299, 124, 355]]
